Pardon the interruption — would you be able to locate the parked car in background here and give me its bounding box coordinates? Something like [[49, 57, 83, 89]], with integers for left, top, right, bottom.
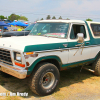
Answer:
[[4, 19, 12, 23], [2, 23, 35, 37]]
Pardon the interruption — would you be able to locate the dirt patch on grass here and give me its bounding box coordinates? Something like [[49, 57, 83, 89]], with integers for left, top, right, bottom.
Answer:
[[0, 66, 100, 100]]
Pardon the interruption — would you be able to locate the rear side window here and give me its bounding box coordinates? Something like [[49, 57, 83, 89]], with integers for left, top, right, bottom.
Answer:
[[91, 24, 100, 36]]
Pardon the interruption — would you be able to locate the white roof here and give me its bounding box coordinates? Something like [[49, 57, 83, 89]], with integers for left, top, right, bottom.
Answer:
[[37, 20, 100, 25], [37, 19, 85, 23]]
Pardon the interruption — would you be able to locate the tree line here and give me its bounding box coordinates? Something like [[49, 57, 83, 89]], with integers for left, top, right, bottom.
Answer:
[[0, 13, 28, 21], [0, 14, 93, 21], [41, 15, 92, 21], [40, 15, 70, 20]]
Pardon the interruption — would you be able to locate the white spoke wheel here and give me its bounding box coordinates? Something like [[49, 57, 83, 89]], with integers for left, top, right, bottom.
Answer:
[[29, 63, 60, 96]]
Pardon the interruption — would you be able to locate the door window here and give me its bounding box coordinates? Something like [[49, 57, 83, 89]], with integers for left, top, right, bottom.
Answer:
[[70, 24, 86, 39]]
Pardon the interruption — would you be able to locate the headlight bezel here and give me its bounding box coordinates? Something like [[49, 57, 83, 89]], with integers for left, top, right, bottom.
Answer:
[[14, 52, 22, 62]]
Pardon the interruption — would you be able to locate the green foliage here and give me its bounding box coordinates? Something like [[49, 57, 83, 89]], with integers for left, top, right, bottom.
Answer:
[[19, 16, 28, 21], [8, 13, 20, 21], [52, 16, 56, 19], [59, 16, 62, 19], [0, 15, 6, 19], [46, 15, 51, 19], [8, 13, 28, 21], [41, 18, 44, 20], [86, 18, 93, 21], [67, 18, 70, 20]]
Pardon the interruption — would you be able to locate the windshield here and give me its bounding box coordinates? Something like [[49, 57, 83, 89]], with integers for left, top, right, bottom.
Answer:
[[24, 24, 35, 31], [29, 22, 69, 38]]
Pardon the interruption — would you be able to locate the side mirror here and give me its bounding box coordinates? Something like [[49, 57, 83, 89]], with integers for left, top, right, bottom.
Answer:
[[77, 33, 84, 43]]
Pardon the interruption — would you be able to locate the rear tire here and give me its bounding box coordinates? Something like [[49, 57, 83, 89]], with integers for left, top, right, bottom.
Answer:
[[92, 57, 100, 76], [29, 62, 60, 96]]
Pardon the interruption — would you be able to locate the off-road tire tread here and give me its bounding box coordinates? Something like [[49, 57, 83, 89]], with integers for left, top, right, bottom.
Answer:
[[92, 57, 100, 76], [28, 62, 59, 96]]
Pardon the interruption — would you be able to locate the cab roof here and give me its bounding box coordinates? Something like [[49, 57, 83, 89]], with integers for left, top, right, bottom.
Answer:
[[37, 19, 85, 23], [37, 19, 100, 24]]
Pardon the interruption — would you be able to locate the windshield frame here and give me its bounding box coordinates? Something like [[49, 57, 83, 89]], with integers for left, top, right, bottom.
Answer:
[[24, 23, 35, 31], [29, 22, 69, 39]]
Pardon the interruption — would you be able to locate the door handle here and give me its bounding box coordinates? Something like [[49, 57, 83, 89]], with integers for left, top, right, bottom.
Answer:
[[75, 42, 85, 47]]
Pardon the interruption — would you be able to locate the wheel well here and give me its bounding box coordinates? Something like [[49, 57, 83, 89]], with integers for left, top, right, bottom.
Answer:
[[97, 52, 100, 59], [34, 59, 61, 71]]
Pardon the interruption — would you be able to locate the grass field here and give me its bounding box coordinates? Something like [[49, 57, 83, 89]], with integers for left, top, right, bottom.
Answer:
[[0, 66, 100, 100]]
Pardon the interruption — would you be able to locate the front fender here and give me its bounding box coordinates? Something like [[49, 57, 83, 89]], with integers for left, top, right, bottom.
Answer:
[[27, 55, 62, 75]]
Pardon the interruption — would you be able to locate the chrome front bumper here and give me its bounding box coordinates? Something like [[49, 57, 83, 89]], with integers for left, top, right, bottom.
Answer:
[[0, 62, 27, 79]]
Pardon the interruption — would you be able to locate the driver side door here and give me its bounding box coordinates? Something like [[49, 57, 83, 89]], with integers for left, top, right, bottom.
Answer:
[[67, 23, 91, 64]]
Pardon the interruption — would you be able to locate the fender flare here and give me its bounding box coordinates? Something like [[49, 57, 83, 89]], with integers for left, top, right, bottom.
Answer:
[[27, 55, 62, 75]]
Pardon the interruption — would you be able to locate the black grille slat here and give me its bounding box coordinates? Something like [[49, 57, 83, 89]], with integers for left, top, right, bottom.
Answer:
[[0, 55, 11, 57], [0, 49, 12, 65], [0, 59, 12, 65]]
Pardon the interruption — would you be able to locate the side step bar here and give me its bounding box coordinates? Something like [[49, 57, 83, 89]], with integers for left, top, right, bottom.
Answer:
[[82, 67, 95, 73]]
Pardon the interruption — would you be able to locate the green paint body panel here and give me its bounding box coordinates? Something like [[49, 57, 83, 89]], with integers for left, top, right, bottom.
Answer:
[[24, 43, 68, 52]]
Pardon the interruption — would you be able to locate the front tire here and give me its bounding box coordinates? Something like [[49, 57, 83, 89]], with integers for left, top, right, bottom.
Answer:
[[29, 63, 60, 96]]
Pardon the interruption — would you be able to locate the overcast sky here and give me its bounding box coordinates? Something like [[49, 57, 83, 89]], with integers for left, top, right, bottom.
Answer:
[[0, 0, 100, 22]]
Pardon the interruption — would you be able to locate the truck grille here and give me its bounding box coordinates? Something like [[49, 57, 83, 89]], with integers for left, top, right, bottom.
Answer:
[[0, 49, 12, 65]]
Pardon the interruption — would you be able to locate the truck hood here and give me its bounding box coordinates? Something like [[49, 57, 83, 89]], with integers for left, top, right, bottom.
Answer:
[[0, 35, 68, 52]]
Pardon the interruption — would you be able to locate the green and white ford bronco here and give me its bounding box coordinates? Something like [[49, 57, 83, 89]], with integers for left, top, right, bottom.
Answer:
[[0, 20, 100, 96]]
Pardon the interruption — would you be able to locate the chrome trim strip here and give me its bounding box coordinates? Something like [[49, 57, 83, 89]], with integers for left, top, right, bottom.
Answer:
[[35, 48, 69, 53], [69, 44, 100, 50]]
